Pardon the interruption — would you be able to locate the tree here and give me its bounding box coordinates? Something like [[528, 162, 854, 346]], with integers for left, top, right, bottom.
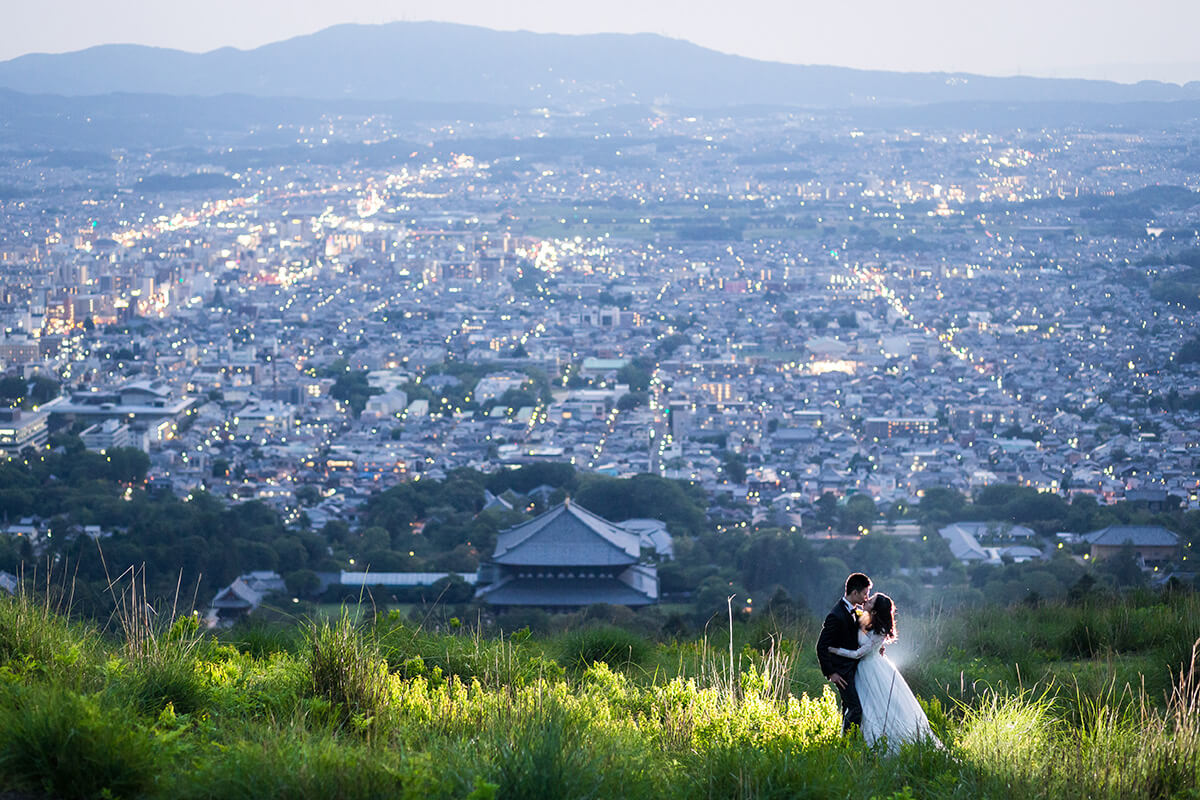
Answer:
[[575, 474, 707, 536], [736, 529, 815, 598], [495, 387, 538, 411], [919, 488, 965, 521], [284, 569, 321, 598], [840, 494, 879, 535], [0, 376, 26, 404], [721, 452, 747, 484], [333, 372, 380, 417], [29, 376, 59, 406], [429, 573, 474, 603], [485, 462, 577, 495], [295, 485, 321, 506], [1098, 544, 1148, 589], [616, 363, 652, 392], [616, 392, 647, 411], [1178, 334, 1200, 364], [814, 493, 839, 528], [106, 448, 150, 483], [656, 334, 690, 358]]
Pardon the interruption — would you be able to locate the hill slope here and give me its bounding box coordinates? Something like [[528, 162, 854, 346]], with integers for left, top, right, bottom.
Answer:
[[2, 21, 1199, 108]]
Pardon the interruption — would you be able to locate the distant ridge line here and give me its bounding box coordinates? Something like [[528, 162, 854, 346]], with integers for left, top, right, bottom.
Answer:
[[1, 21, 1197, 108]]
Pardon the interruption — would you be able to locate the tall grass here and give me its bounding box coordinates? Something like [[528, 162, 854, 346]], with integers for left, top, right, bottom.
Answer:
[[374, 611, 564, 687], [177, 727, 407, 800], [488, 700, 609, 800], [0, 587, 1196, 799], [221, 618, 304, 658], [101, 566, 214, 715], [306, 608, 392, 731], [952, 638, 1200, 799], [558, 624, 651, 672], [0, 684, 160, 799], [0, 578, 96, 687]]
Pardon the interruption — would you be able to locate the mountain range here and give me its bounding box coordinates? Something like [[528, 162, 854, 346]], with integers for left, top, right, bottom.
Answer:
[[2, 21, 1199, 109]]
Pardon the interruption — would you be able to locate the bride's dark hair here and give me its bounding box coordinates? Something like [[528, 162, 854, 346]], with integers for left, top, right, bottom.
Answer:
[[867, 594, 897, 643]]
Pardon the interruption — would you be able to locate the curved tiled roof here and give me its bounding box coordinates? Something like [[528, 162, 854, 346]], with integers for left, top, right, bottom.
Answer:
[[491, 500, 640, 566], [1085, 526, 1179, 547], [476, 575, 655, 606]]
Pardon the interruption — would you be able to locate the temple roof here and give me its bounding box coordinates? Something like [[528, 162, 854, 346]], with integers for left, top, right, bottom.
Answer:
[[476, 573, 656, 607], [1085, 525, 1179, 547], [491, 500, 640, 567]]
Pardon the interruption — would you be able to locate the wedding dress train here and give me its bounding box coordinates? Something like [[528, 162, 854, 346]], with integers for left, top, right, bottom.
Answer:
[[830, 630, 941, 752]]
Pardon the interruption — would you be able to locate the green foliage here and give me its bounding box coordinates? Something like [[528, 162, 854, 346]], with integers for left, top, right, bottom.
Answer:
[[306, 610, 392, 729], [721, 451, 747, 484], [575, 473, 707, 535], [616, 390, 647, 411], [1152, 274, 1200, 310], [918, 487, 967, 521], [179, 730, 405, 800], [1178, 333, 1200, 363], [616, 362, 652, 392], [0, 684, 159, 800], [0, 374, 59, 408], [105, 446, 151, 483], [558, 625, 651, 672], [327, 366, 381, 417], [0, 592, 1191, 799], [0, 592, 96, 685], [117, 644, 214, 716], [841, 493, 879, 534], [656, 332, 690, 357], [485, 461, 578, 495], [221, 619, 304, 658], [375, 612, 564, 687], [488, 701, 614, 800]]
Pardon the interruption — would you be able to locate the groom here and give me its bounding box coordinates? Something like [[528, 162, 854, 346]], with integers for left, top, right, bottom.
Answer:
[[816, 572, 871, 732]]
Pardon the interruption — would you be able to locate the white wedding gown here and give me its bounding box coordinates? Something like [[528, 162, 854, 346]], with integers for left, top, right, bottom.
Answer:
[[830, 631, 941, 753]]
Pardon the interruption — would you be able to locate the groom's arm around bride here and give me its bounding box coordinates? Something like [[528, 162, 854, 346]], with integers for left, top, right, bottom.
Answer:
[[815, 603, 854, 685], [816, 572, 870, 732]]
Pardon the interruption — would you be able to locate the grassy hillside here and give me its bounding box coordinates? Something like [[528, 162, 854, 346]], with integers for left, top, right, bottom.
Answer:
[[0, 588, 1197, 799]]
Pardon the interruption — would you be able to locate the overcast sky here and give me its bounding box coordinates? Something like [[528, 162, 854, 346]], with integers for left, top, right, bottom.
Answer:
[[6, 0, 1199, 84]]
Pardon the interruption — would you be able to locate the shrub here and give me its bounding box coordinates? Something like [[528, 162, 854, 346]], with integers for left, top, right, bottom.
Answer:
[[222, 619, 304, 658], [119, 650, 213, 715], [307, 609, 391, 728], [0, 591, 95, 685], [487, 702, 617, 800], [0, 685, 158, 799], [375, 613, 564, 688], [116, 614, 213, 715], [558, 625, 650, 672], [179, 732, 405, 800]]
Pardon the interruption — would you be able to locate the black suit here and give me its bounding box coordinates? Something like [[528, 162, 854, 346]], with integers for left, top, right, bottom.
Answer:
[[816, 600, 863, 731]]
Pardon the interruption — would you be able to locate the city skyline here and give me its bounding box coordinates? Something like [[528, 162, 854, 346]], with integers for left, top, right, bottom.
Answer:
[[5, 0, 1200, 85]]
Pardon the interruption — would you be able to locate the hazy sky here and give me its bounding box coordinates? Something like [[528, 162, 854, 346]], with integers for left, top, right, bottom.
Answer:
[[6, 0, 1200, 84]]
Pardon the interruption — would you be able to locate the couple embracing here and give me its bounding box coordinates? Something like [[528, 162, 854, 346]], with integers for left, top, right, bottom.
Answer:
[[815, 572, 941, 752]]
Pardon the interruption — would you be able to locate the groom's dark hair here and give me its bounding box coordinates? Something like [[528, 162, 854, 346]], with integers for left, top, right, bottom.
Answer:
[[845, 573, 871, 594]]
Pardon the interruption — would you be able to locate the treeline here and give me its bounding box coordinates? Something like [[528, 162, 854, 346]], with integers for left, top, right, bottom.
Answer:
[[2, 442, 1196, 623], [0, 439, 329, 615], [916, 483, 1200, 542]]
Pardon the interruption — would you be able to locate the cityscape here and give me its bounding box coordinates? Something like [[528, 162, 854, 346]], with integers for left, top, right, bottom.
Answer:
[[2, 13, 1200, 799], [0, 23, 1198, 623]]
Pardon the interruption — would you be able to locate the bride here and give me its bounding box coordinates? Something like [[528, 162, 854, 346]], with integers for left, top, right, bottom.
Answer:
[[826, 593, 941, 752]]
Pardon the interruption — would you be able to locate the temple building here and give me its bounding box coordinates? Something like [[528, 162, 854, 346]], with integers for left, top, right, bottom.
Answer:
[[474, 499, 659, 610], [1084, 525, 1180, 567]]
